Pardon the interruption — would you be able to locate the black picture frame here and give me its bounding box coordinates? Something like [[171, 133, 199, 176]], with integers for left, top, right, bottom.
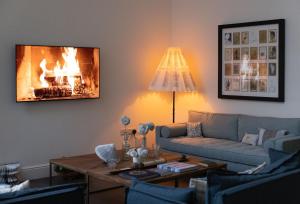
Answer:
[[218, 19, 285, 102]]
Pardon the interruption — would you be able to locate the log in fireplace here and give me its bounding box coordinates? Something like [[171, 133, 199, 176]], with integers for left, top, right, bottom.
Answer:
[[16, 45, 100, 102]]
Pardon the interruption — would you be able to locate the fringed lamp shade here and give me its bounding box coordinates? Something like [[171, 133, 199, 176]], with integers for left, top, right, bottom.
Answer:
[[149, 47, 195, 92]]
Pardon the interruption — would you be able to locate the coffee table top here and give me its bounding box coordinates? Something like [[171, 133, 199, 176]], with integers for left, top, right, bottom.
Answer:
[[50, 150, 226, 186]]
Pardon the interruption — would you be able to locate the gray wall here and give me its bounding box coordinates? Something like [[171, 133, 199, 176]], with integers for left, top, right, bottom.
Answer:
[[0, 0, 172, 178], [172, 0, 300, 117]]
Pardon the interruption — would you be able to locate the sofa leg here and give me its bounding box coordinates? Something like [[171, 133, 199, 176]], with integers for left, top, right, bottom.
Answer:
[[174, 179, 179, 187], [49, 163, 53, 186]]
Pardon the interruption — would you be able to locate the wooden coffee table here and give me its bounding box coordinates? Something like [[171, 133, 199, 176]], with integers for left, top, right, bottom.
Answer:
[[50, 150, 226, 204]]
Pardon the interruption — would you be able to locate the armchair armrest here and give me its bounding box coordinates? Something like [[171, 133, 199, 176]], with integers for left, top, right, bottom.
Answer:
[[155, 123, 187, 139], [264, 135, 300, 153]]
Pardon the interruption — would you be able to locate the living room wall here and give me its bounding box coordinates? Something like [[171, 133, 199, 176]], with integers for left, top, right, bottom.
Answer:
[[0, 0, 172, 178], [172, 0, 300, 117], [2, 0, 300, 180]]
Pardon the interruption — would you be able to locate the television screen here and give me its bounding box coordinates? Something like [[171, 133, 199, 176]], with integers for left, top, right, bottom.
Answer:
[[16, 45, 100, 102]]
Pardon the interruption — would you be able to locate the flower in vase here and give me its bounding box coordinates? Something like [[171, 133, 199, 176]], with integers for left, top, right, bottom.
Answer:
[[138, 124, 149, 135], [120, 116, 131, 126], [146, 122, 155, 131], [138, 122, 155, 135], [137, 148, 148, 158], [127, 149, 138, 158], [127, 148, 148, 158]]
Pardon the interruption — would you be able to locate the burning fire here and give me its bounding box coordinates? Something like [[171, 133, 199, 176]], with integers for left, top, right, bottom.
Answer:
[[39, 47, 83, 94]]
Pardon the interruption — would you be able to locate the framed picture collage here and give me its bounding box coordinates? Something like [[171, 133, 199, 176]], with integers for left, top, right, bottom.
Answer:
[[218, 19, 285, 102]]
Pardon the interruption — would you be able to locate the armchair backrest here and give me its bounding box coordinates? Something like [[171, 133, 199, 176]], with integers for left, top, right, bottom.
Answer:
[[213, 169, 300, 204]]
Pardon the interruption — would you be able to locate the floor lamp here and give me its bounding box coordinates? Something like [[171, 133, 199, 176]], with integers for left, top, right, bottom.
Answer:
[[149, 47, 196, 123]]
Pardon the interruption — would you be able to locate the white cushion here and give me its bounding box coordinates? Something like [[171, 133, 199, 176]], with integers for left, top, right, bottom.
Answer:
[[241, 133, 259, 146], [258, 128, 287, 145]]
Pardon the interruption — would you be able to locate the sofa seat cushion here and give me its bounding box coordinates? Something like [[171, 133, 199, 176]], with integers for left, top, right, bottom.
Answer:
[[160, 137, 269, 166]]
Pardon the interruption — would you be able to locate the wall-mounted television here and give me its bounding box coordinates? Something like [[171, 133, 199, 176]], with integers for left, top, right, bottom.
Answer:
[[16, 45, 100, 102]]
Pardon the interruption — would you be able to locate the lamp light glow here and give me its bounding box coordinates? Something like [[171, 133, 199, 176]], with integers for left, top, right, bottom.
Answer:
[[149, 47, 196, 123]]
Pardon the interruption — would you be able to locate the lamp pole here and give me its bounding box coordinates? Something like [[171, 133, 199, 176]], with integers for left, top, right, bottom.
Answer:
[[172, 91, 175, 123]]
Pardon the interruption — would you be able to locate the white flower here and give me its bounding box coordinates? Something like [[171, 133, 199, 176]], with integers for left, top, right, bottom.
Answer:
[[137, 148, 148, 158], [127, 149, 138, 157], [120, 116, 131, 126]]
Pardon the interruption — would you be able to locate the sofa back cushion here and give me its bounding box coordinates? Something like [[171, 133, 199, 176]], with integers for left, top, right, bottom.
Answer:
[[188, 111, 239, 141], [238, 115, 300, 141]]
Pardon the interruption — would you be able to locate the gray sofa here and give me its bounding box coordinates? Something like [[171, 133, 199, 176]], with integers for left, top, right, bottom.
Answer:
[[156, 111, 300, 171]]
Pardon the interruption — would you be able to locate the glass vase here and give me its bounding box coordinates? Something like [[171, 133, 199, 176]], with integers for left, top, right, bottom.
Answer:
[[121, 130, 131, 161], [141, 134, 147, 148]]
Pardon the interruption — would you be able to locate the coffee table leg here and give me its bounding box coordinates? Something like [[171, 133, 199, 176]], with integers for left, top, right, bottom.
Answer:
[[174, 179, 179, 187], [49, 163, 53, 186], [85, 174, 90, 204]]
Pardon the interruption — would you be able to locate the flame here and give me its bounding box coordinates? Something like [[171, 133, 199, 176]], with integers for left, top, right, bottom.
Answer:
[[39, 47, 83, 94], [39, 59, 50, 88]]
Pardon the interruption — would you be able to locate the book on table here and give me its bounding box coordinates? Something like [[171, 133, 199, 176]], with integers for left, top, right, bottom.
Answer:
[[157, 162, 199, 173]]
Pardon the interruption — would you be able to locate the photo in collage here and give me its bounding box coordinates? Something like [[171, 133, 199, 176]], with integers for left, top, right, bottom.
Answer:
[[222, 25, 279, 95]]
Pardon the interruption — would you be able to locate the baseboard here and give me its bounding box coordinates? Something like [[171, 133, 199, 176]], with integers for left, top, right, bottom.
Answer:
[[21, 163, 51, 180]]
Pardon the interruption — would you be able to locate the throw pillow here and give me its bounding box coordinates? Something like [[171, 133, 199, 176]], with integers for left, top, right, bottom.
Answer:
[[257, 128, 288, 146], [241, 133, 259, 146], [187, 122, 202, 137], [128, 181, 195, 204]]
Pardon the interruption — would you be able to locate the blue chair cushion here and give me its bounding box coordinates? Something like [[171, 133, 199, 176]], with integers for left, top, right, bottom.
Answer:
[[126, 181, 195, 204]]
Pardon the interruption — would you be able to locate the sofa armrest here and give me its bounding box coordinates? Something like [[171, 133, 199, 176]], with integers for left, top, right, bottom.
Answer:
[[264, 135, 300, 153], [155, 123, 187, 139]]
